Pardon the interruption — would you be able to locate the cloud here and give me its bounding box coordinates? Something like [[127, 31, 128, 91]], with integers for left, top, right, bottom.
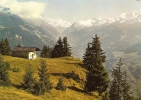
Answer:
[[78, 19, 94, 27], [0, 0, 46, 19], [45, 18, 71, 27]]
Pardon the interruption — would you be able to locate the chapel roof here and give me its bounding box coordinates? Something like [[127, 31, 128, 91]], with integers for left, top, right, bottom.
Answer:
[[12, 46, 41, 52]]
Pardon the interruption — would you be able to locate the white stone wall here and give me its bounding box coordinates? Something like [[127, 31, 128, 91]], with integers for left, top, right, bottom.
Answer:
[[28, 52, 37, 60]]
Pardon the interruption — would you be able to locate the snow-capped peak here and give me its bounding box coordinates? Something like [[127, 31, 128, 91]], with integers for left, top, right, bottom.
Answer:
[[74, 17, 115, 27], [73, 12, 141, 27], [78, 19, 94, 27], [43, 17, 71, 28]]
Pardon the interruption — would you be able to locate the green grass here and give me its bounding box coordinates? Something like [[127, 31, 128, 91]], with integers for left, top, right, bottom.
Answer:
[[0, 56, 101, 100]]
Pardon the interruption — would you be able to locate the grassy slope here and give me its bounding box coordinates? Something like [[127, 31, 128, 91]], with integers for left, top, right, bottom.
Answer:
[[0, 56, 101, 100]]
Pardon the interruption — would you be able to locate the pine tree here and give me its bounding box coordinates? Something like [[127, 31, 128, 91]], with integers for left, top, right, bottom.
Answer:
[[34, 59, 52, 95], [40, 45, 52, 58], [0, 38, 11, 55], [109, 59, 131, 100], [33, 81, 46, 95], [122, 72, 131, 100], [0, 38, 6, 55], [52, 37, 64, 58], [63, 37, 71, 56], [40, 45, 46, 57], [4, 38, 11, 55], [83, 43, 92, 70], [56, 77, 66, 91], [0, 54, 11, 86], [21, 63, 35, 90], [109, 59, 124, 100], [84, 34, 109, 95]]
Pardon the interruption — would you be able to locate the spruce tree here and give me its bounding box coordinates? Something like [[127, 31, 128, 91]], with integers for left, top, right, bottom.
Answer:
[[0, 38, 11, 55], [84, 34, 109, 95], [56, 77, 66, 91], [109, 59, 131, 100], [40, 45, 46, 57], [0, 55, 11, 86], [83, 43, 92, 70], [4, 38, 11, 55], [109, 59, 124, 100], [122, 72, 131, 100], [52, 37, 64, 58], [34, 59, 52, 95], [0, 39, 6, 55], [63, 37, 71, 56], [21, 63, 35, 90], [40, 45, 52, 58]]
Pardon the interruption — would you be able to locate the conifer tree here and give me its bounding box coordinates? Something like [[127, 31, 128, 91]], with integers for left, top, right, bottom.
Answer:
[[122, 72, 131, 100], [52, 37, 64, 58], [0, 39, 6, 55], [84, 34, 109, 95], [63, 37, 71, 56], [4, 38, 11, 55], [83, 43, 92, 70], [0, 38, 11, 55], [40, 45, 46, 57], [21, 63, 35, 90], [0, 55, 11, 86], [109, 59, 131, 100], [56, 77, 66, 91], [34, 59, 52, 95], [109, 59, 124, 100], [40, 45, 52, 58]]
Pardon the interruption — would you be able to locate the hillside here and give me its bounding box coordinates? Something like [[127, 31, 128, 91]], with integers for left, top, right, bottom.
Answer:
[[0, 56, 101, 100], [0, 9, 59, 48]]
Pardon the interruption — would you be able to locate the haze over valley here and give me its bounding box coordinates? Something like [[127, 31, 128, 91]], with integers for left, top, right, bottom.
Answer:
[[0, 0, 141, 99]]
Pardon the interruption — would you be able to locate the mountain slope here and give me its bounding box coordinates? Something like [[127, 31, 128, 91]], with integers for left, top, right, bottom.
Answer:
[[0, 11, 59, 48], [62, 12, 141, 58]]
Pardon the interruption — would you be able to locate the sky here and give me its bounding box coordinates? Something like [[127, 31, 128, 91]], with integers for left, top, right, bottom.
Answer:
[[0, 0, 141, 26]]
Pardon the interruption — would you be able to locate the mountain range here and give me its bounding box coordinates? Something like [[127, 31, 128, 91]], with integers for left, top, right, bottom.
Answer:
[[0, 5, 141, 94], [62, 12, 141, 58], [0, 6, 60, 48], [1, 5, 141, 60]]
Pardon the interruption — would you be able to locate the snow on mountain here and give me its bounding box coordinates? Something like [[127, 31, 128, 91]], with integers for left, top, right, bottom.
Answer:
[[62, 11, 141, 59], [73, 12, 141, 27], [44, 17, 71, 28], [42, 17, 71, 33]]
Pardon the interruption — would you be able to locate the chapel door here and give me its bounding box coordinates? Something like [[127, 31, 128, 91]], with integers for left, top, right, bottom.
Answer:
[[32, 54, 34, 59]]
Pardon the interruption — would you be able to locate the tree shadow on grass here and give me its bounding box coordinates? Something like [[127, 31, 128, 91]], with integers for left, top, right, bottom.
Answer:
[[68, 86, 84, 93], [51, 73, 70, 78], [65, 62, 83, 67], [51, 72, 80, 82], [12, 84, 22, 89]]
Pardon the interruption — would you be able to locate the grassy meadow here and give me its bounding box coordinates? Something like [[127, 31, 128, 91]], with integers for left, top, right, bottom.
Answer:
[[0, 56, 101, 100]]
